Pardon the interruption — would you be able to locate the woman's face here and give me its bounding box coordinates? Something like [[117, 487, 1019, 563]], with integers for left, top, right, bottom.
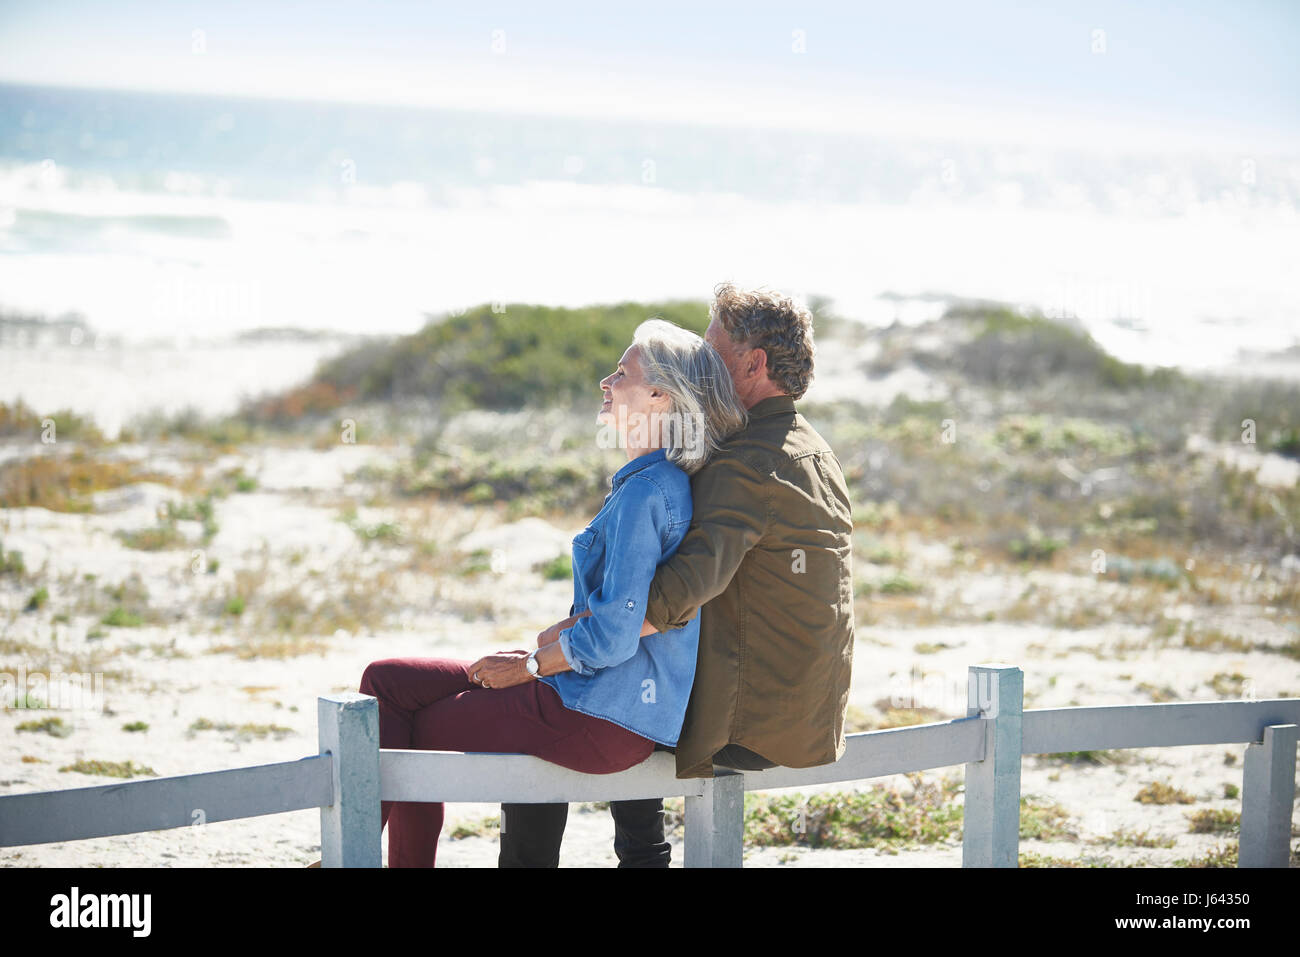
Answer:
[[598, 344, 667, 432]]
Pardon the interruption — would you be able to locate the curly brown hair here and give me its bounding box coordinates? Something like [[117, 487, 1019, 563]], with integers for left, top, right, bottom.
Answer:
[[709, 282, 816, 399]]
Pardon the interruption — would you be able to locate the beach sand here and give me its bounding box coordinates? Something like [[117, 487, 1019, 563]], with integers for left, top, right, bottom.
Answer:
[[3, 435, 1295, 868]]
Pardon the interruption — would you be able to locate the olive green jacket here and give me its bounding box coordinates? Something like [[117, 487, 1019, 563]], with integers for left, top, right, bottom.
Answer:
[[644, 395, 855, 778]]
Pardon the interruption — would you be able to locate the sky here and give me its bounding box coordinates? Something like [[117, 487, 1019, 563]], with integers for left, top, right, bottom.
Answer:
[[1, 0, 1298, 152]]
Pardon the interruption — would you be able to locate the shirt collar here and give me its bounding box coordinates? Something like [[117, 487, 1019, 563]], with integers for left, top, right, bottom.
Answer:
[[747, 395, 796, 419], [611, 448, 668, 490]]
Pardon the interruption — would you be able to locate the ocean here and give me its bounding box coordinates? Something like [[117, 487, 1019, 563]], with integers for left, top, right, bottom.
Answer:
[[1, 80, 1297, 431]]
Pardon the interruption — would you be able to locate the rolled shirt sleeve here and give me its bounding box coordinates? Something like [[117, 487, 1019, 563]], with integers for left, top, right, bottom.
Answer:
[[644, 452, 769, 633], [559, 475, 668, 675]]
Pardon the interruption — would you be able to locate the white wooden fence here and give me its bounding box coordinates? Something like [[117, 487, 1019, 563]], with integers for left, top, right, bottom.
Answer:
[[2, 665, 1296, 867]]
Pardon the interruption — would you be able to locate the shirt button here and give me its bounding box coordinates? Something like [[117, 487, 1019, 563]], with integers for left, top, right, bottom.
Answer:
[[625, 599, 635, 610]]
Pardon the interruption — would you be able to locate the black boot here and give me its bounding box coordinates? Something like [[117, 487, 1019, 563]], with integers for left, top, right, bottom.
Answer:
[[497, 803, 569, 867], [610, 798, 670, 868]]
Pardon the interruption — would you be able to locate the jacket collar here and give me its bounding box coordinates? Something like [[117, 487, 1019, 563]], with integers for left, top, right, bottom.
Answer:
[[611, 448, 667, 490], [747, 394, 796, 419]]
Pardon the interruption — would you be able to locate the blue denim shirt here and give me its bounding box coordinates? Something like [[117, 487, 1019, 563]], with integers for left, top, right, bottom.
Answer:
[[539, 448, 699, 746]]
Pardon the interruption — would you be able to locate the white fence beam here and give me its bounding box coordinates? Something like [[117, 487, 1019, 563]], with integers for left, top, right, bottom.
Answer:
[[381, 749, 703, 802], [962, 664, 1024, 868], [318, 693, 381, 868], [684, 768, 744, 868], [1022, 700, 1300, 753], [741, 717, 985, 791], [1239, 723, 1298, 868], [0, 756, 332, 847]]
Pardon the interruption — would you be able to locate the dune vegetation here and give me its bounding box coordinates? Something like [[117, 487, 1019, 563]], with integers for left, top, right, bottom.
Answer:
[[3, 296, 1298, 867]]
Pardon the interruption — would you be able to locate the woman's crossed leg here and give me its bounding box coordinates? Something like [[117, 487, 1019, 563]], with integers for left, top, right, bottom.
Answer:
[[358, 656, 654, 867]]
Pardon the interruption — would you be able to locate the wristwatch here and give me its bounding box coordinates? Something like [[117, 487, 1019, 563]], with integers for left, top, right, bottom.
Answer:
[[524, 649, 541, 679]]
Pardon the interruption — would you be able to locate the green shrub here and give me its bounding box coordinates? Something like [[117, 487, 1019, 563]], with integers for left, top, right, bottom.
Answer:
[[17, 716, 73, 737], [115, 523, 186, 551], [1008, 528, 1066, 563], [0, 541, 25, 576], [879, 572, 921, 595], [536, 554, 572, 581], [948, 306, 1181, 391], [291, 300, 710, 415], [449, 815, 501, 839], [25, 586, 49, 611], [0, 398, 105, 442], [101, 606, 143, 628], [1209, 379, 1300, 458]]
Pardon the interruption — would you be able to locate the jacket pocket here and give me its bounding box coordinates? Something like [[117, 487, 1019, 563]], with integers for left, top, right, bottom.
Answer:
[[572, 526, 598, 551]]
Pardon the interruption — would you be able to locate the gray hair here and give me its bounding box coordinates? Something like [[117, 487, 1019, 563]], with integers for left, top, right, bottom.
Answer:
[[710, 282, 815, 399], [632, 318, 748, 475]]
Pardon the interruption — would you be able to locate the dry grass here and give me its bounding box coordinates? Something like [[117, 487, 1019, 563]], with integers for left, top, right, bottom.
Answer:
[[1019, 850, 1125, 867], [0, 449, 178, 512], [1135, 780, 1196, 805], [1037, 750, 1138, 767], [743, 773, 966, 850], [58, 759, 157, 778], [186, 717, 296, 740], [208, 560, 404, 651], [1088, 827, 1177, 848], [1186, 808, 1239, 834], [208, 635, 333, 660], [1173, 842, 1239, 867]]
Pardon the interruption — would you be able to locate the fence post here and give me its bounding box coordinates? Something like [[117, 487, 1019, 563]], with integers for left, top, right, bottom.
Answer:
[[1239, 723, 1297, 868], [684, 768, 744, 867], [318, 693, 381, 868], [962, 663, 1023, 868]]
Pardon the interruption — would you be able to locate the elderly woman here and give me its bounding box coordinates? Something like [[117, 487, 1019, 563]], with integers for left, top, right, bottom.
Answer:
[[354, 318, 747, 867]]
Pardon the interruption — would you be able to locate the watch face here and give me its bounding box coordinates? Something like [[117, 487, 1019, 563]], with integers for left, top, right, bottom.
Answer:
[[526, 654, 539, 675]]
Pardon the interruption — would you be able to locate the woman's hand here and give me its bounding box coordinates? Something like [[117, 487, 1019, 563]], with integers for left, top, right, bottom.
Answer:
[[536, 622, 564, 648], [467, 650, 533, 690], [537, 610, 592, 648]]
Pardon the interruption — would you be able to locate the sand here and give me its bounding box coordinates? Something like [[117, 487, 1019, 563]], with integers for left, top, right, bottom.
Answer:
[[1, 432, 1297, 868]]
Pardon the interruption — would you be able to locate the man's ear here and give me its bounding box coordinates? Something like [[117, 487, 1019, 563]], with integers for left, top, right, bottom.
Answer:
[[746, 347, 768, 378]]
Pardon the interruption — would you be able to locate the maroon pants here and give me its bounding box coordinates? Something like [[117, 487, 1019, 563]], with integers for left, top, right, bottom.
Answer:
[[358, 657, 655, 867]]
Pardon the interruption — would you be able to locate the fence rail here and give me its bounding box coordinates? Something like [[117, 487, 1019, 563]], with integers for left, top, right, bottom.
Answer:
[[0, 755, 332, 846], [1, 664, 1295, 867]]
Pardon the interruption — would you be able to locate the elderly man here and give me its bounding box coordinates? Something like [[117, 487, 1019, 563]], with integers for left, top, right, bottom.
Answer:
[[500, 282, 856, 867]]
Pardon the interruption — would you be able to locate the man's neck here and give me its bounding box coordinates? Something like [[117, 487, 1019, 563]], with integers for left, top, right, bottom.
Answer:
[[741, 384, 789, 410]]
